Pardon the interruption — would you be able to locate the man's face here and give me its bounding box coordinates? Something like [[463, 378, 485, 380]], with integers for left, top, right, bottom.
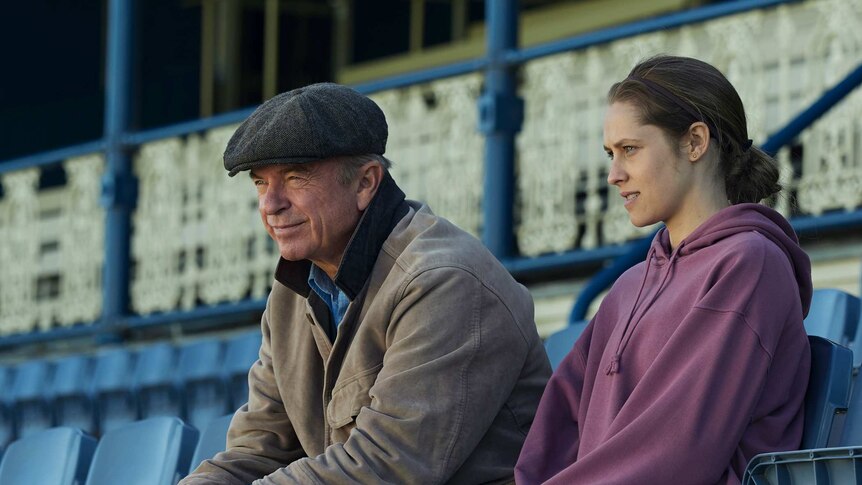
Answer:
[[251, 159, 363, 275]]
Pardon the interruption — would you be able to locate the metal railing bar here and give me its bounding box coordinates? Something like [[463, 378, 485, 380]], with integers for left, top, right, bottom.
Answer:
[[0, 140, 106, 174], [506, 0, 799, 66], [122, 107, 258, 146], [762, 62, 862, 156]]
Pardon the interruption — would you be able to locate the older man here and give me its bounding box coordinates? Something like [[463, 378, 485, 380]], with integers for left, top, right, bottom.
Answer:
[[181, 83, 551, 484]]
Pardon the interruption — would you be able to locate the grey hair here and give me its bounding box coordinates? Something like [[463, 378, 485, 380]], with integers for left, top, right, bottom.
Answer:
[[335, 154, 392, 185]]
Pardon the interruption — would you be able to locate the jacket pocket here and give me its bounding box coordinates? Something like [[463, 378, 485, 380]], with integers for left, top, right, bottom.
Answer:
[[327, 364, 382, 429]]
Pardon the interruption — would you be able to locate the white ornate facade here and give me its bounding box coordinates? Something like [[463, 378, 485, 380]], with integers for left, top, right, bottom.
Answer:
[[1, 0, 861, 326], [130, 125, 279, 315], [371, 74, 485, 237], [0, 155, 104, 335]]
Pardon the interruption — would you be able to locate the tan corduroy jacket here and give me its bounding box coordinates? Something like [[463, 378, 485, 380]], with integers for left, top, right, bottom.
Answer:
[[182, 174, 551, 484]]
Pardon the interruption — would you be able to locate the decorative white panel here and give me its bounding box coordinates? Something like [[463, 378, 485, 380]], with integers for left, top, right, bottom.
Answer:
[[130, 125, 279, 315], [371, 74, 484, 237], [0, 155, 105, 335], [516, 0, 862, 256]]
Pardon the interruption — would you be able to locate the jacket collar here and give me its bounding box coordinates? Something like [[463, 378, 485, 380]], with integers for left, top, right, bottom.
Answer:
[[274, 171, 408, 300]]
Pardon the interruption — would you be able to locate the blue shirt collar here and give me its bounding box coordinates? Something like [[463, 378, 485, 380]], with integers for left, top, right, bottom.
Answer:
[[307, 264, 351, 335]]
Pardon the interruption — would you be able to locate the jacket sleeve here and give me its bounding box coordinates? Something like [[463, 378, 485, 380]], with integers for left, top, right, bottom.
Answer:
[[180, 303, 307, 485], [253, 267, 534, 485], [515, 322, 592, 484]]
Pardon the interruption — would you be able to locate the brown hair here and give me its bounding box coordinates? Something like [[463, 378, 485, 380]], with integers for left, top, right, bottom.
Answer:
[[607, 55, 780, 204]]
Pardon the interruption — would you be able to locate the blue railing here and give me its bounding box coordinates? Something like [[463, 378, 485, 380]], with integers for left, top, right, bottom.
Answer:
[[0, 0, 848, 348]]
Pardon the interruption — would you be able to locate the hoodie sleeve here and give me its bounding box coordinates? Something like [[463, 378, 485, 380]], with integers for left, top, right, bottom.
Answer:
[[515, 322, 592, 484]]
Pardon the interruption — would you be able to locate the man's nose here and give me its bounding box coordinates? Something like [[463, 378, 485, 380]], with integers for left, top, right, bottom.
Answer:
[[260, 186, 288, 214]]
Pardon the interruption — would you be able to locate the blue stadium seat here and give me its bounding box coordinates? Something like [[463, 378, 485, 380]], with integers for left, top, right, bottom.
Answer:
[[802, 336, 854, 449], [0, 365, 14, 450], [223, 330, 261, 409], [178, 339, 228, 430], [804, 289, 860, 345], [10, 359, 55, 439], [0, 427, 96, 484], [85, 417, 199, 485], [544, 321, 589, 371], [50, 354, 97, 435], [742, 336, 855, 484], [188, 414, 233, 474], [833, 369, 862, 447], [134, 343, 180, 420], [92, 348, 138, 435]]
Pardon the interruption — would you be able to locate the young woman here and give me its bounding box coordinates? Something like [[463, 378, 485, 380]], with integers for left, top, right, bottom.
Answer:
[[515, 55, 812, 484]]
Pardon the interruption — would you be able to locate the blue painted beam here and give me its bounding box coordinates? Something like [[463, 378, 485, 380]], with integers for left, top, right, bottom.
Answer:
[[507, 0, 799, 65], [762, 62, 862, 156], [121, 299, 266, 329], [123, 108, 257, 146], [0, 141, 106, 174], [350, 59, 488, 95], [100, 0, 135, 330], [479, 0, 521, 260]]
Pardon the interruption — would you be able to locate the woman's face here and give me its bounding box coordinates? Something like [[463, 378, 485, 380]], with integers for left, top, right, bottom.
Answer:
[[603, 101, 698, 237]]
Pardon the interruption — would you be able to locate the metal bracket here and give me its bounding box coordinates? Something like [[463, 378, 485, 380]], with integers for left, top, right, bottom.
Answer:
[[478, 93, 524, 134]]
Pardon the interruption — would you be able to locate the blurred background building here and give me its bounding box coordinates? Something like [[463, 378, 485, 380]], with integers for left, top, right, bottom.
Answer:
[[0, 0, 860, 450]]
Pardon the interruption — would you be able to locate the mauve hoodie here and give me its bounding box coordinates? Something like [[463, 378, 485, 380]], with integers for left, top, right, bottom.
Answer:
[[515, 203, 812, 485]]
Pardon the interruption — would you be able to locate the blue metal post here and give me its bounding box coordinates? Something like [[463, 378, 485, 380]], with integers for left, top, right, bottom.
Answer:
[[101, 0, 136, 328], [479, 0, 522, 259]]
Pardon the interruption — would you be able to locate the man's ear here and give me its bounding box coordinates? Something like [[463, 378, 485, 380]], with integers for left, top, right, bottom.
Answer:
[[687, 121, 712, 162], [356, 162, 384, 211]]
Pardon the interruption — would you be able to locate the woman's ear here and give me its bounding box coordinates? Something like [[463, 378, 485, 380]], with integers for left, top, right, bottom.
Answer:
[[356, 162, 384, 211], [687, 121, 711, 162]]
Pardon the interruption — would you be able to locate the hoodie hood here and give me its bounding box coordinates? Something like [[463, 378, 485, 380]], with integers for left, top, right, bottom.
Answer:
[[651, 203, 812, 317]]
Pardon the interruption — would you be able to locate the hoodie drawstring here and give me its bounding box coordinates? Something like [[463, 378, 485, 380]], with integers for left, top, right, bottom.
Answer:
[[606, 241, 684, 375]]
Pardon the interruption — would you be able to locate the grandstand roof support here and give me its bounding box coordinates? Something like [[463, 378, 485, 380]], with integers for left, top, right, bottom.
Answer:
[[479, 0, 523, 260], [101, 0, 136, 336]]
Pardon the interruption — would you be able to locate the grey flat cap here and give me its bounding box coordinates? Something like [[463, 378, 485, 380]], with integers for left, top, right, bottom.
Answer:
[[224, 83, 388, 176]]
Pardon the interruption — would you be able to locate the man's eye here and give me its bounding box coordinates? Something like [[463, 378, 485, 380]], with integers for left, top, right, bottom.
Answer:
[[604, 151, 613, 160], [623, 146, 636, 154]]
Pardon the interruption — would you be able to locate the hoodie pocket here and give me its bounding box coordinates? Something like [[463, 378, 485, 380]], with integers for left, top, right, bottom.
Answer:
[[327, 364, 382, 429]]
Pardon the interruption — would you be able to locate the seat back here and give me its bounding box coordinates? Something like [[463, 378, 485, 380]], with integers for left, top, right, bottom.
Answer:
[[134, 343, 180, 420], [92, 348, 137, 434], [804, 289, 860, 344], [544, 321, 588, 371], [11, 359, 55, 438], [0, 427, 97, 485], [802, 335, 854, 449], [223, 330, 261, 408], [188, 414, 233, 474], [837, 371, 862, 446], [0, 365, 15, 449], [179, 339, 228, 429], [50, 355, 96, 434], [85, 417, 199, 485]]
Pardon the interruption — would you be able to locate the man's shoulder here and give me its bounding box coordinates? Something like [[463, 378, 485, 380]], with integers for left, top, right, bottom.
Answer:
[[383, 202, 504, 279]]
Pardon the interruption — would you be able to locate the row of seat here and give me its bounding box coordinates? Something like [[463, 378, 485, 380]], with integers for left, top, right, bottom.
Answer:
[[3, 324, 859, 485], [0, 329, 261, 449], [0, 414, 233, 485]]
